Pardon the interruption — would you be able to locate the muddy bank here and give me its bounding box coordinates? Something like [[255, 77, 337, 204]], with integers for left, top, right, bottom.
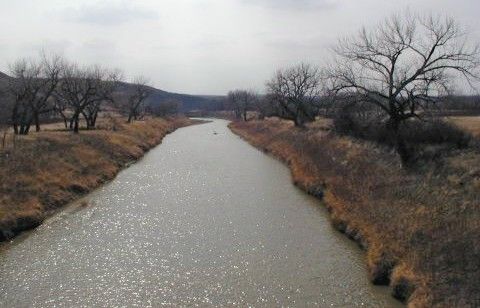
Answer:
[[0, 117, 196, 241]]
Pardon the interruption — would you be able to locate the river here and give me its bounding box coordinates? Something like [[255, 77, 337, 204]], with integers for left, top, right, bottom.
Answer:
[[0, 119, 400, 307]]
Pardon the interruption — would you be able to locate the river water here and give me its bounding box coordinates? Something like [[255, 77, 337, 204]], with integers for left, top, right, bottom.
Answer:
[[0, 119, 400, 307]]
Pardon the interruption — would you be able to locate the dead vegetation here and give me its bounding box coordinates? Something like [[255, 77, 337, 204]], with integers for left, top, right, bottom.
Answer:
[[230, 118, 480, 307], [0, 116, 194, 241], [448, 116, 480, 137]]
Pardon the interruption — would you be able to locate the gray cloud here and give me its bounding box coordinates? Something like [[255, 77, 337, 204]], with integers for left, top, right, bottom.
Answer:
[[63, 2, 158, 25], [241, 0, 338, 10]]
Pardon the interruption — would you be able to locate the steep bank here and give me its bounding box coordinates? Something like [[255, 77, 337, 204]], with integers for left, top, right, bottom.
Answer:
[[0, 117, 196, 241], [230, 119, 480, 307]]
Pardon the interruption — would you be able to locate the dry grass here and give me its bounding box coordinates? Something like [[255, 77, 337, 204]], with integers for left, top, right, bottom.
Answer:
[[0, 116, 195, 240], [230, 118, 480, 307], [448, 116, 480, 137]]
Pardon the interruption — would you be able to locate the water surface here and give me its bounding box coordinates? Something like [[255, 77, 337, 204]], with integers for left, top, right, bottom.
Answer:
[[0, 119, 400, 307]]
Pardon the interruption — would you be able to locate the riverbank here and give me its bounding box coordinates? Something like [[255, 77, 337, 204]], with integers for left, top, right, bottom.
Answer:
[[0, 117, 196, 241], [230, 119, 480, 307]]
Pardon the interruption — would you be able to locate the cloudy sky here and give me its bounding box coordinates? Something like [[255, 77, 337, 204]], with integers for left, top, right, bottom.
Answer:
[[0, 0, 479, 94]]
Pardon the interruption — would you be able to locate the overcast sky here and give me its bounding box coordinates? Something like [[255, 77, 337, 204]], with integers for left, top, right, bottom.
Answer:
[[0, 0, 479, 95]]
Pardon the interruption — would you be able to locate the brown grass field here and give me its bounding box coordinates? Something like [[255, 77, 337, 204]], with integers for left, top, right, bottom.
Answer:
[[0, 116, 195, 241], [230, 118, 480, 307], [448, 116, 480, 137]]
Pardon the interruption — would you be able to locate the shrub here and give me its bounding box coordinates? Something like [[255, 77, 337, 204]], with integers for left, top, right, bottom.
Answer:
[[333, 107, 472, 164]]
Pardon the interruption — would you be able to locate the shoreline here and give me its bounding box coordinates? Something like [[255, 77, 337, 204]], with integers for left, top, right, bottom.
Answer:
[[229, 119, 433, 306], [0, 117, 199, 243]]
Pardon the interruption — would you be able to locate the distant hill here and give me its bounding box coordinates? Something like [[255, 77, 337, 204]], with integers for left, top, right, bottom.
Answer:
[[144, 89, 223, 112], [113, 82, 224, 112]]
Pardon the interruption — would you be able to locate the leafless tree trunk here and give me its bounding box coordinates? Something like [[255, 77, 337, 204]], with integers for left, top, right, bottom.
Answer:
[[1, 130, 7, 150], [52, 93, 69, 129]]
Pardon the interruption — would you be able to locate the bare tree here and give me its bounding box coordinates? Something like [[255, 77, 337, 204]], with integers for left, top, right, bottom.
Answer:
[[56, 64, 120, 133], [81, 68, 121, 129], [328, 12, 480, 165], [125, 76, 152, 123], [226, 89, 258, 121], [8, 64, 30, 135], [266, 63, 322, 127], [8, 54, 63, 134], [57, 64, 92, 133]]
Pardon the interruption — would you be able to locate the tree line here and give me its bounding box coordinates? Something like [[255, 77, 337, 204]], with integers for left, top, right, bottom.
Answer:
[[225, 12, 480, 166], [1, 54, 156, 135]]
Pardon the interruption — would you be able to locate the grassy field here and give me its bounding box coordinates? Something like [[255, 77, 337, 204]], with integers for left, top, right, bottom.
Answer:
[[448, 116, 480, 137], [0, 116, 195, 241], [230, 118, 480, 307]]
